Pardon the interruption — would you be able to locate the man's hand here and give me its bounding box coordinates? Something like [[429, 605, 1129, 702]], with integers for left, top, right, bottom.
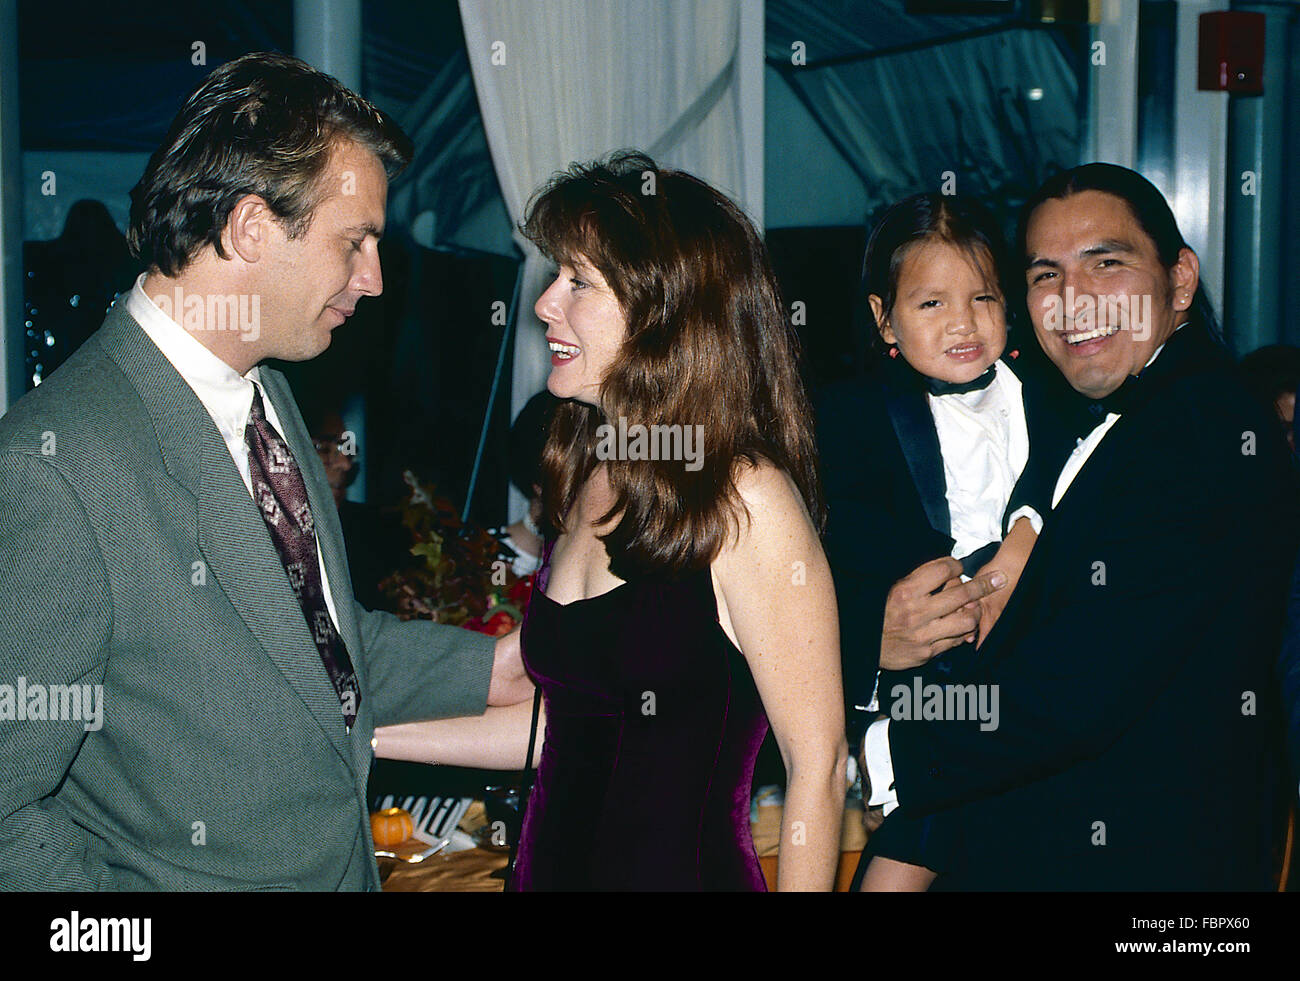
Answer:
[[880, 556, 1006, 670], [486, 628, 533, 705], [973, 517, 1038, 648]]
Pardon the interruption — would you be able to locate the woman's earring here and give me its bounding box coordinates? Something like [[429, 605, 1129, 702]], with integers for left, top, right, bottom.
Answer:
[[888, 346, 900, 359]]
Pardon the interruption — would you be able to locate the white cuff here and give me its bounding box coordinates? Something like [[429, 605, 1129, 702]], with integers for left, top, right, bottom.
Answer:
[[858, 672, 880, 714], [1007, 506, 1043, 535], [863, 717, 899, 816]]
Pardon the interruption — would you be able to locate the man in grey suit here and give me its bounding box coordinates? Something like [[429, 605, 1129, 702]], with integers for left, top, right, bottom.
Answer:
[[0, 52, 529, 890]]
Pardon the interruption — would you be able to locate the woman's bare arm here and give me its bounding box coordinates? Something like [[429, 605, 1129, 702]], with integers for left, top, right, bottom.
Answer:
[[713, 462, 849, 891], [373, 696, 545, 769]]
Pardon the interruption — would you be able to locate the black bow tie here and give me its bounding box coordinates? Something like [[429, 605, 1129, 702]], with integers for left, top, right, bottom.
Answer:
[[926, 365, 997, 397], [1086, 372, 1144, 421]]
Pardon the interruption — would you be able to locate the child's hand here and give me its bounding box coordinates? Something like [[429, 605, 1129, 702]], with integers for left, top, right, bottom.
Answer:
[[973, 517, 1038, 648]]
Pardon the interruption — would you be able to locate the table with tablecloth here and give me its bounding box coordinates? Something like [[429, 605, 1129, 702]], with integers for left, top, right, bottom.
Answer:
[[380, 799, 868, 891]]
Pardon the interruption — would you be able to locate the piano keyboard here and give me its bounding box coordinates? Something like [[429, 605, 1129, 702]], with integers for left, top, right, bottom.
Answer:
[[371, 794, 473, 846]]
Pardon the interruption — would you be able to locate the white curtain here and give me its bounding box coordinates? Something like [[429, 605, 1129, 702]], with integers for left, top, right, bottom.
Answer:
[[458, 0, 762, 520]]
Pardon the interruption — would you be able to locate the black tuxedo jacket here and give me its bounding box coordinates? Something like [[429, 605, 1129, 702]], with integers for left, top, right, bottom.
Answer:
[[815, 349, 1086, 745], [885, 323, 1296, 890]]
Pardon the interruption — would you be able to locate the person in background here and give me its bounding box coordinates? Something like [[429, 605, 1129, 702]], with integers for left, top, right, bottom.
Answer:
[[23, 199, 140, 386], [1239, 347, 1300, 802], [498, 390, 561, 576], [1240, 344, 1300, 457], [309, 408, 407, 612]]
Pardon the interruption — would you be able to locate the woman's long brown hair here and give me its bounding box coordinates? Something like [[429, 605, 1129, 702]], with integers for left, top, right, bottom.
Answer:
[[522, 150, 824, 578]]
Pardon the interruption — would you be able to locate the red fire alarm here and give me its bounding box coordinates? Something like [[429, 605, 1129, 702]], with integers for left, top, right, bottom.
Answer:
[[1198, 11, 1265, 93]]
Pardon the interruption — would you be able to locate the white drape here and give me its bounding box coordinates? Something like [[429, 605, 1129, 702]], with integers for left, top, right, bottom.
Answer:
[[458, 0, 762, 520]]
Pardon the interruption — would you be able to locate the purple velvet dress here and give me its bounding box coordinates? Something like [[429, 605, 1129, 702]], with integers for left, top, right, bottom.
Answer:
[[512, 544, 770, 891]]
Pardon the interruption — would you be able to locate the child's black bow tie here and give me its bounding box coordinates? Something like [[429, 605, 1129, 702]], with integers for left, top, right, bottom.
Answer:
[[927, 364, 997, 397]]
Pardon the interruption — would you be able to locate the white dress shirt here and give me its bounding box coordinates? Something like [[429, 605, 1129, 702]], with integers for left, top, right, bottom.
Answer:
[[125, 273, 344, 631], [864, 328, 1183, 816], [931, 360, 1031, 561]]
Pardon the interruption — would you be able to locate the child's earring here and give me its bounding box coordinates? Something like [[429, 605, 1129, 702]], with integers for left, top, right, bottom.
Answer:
[[879, 322, 898, 358]]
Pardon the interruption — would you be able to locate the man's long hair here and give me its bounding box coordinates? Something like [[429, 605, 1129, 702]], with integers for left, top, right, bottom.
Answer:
[[522, 151, 824, 577]]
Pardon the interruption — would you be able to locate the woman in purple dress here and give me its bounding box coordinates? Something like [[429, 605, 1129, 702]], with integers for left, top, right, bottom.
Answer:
[[375, 151, 847, 891]]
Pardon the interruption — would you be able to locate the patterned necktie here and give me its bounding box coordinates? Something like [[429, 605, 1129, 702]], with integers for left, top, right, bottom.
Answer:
[[245, 386, 360, 730]]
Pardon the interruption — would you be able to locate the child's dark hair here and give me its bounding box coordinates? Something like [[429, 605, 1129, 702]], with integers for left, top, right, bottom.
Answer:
[[856, 193, 1012, 356]]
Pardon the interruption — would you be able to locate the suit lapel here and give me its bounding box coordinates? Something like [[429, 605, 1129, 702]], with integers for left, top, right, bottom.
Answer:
[[882, 363, 950, 538], [95, 305, 357, 769]]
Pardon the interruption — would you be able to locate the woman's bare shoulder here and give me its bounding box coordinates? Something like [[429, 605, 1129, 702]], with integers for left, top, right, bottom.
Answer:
[[715, 458, 815, 565], [729, 457, 810, 523]]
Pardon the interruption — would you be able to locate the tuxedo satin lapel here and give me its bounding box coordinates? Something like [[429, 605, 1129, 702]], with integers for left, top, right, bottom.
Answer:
[[883, 375, 950, 538], [95, 306, 355, 767]]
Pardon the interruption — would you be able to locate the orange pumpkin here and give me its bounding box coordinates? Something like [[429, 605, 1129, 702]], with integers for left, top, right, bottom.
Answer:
[[370, 807, 414, 847]]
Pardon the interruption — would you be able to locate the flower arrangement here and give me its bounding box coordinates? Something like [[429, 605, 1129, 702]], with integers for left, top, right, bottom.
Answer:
[[379, 470, 533, 636]]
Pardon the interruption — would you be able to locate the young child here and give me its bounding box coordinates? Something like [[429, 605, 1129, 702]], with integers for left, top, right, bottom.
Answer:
[[816, 193, 1083, 890]]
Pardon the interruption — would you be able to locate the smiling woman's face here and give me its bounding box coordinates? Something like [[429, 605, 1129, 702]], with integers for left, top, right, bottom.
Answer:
[[534, 256, 627, 406]]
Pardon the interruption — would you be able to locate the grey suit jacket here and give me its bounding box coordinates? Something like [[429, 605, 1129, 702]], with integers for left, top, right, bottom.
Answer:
[[0, 301, 495, 890]]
